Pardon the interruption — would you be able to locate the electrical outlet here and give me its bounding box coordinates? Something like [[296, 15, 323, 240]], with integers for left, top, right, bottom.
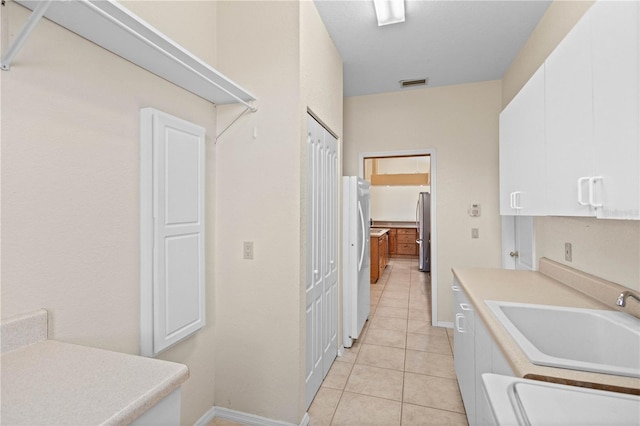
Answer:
[[471, 228, 479, 239], [565, 243, 572, 262], [243, 241, 254, 260]]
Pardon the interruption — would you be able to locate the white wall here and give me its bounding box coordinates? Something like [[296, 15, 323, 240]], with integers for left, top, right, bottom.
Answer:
[[375, 156, 430, 174], [214, 1, 342, 423], [1, 2, 218, 423], [503, 0, 640, 291], [344, 81, 504, 323], [370, 186, 430, 222]]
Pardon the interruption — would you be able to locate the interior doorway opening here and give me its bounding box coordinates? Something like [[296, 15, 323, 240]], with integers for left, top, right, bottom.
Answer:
[[359, 149, 438, 326]]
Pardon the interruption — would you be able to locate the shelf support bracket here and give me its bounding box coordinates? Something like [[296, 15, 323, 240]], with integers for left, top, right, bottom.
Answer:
[[215, 103, 257, 142], [1, 0, 52, 71]]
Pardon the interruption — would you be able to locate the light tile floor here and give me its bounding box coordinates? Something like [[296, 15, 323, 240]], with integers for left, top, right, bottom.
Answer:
[[308, 257, 468, 426]]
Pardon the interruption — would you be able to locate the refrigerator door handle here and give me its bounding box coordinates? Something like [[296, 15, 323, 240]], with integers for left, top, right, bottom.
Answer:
[[415, 199, 420, 230], [357, 201, 366, 271]]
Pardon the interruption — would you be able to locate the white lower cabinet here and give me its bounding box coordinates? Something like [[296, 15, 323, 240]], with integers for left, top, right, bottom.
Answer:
[[453, 284, 476, 424], [131, 389, 181, 426], [453, 279, 514, 426]]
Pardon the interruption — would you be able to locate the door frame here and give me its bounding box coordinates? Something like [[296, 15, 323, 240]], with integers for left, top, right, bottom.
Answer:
[[358, 149, 438, 326]]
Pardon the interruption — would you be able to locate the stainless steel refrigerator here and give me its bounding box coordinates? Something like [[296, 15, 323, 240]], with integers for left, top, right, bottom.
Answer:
[[416, 192, 431, 272]]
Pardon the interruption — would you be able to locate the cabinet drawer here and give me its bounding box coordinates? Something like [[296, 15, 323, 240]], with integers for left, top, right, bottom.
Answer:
[[397, 243, 416, 255], [397, 235, 416, 244], [397, 228, 416, 236]]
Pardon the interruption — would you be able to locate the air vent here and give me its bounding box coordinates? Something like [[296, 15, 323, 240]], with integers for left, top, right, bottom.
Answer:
[[400, 78, 428, 88]]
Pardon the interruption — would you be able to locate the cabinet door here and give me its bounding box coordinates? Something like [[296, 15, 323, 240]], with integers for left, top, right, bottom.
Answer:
[[475, 320, 494, 426], [140, 108, 206, 357], [370, 235, 379, 283], [545, 10, 596, 216], [499, 65, 547, 215], [388, 229, 397, 255], [592, 0, 640, 219], [453, 284, 476, 425]]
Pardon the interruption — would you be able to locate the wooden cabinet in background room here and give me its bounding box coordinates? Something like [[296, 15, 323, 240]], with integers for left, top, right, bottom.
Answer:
[[379, 233, 388, 278], [370, 232, 389, 283], [395, 228, 418, 256], [388, 229, 397, 255]]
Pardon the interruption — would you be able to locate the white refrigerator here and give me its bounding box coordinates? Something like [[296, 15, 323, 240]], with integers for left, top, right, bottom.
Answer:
[[342, 177, 371, 348]]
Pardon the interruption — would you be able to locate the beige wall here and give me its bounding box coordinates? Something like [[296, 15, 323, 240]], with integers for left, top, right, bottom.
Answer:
[[299, 0, 344, 413], [502, 0, 640, 291], [502, 0, 595, 108], [2, 0, 341, 423], [1, 2, 218, 424], [215, 1, 342, 423], [344, 81, 504, 323]]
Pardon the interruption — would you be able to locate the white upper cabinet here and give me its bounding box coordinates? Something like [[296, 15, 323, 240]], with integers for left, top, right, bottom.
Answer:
[[500, 0, 640, 220], [591, 0, 640, 220], [544, 8, 596, 217], [499, 65, 546, 216]]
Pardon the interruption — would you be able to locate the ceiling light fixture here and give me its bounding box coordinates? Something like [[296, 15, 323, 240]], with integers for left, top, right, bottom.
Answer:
[[373, 0, 405, 26]]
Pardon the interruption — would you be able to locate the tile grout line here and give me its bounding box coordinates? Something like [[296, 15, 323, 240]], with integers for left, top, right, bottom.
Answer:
[[327, 258, 435, 425]]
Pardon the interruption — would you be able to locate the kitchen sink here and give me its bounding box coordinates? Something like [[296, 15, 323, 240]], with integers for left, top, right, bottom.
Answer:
[[485, 300, 640, 378], [483, 373, 640, 425]]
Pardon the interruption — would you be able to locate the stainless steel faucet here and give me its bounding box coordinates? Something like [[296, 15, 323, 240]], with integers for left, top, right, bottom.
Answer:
[[616, 291, 640, 307]]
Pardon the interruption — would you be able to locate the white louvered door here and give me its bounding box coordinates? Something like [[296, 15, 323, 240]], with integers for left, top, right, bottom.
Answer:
[[305, 114, 338, 409], [323, 131, 338, 375]]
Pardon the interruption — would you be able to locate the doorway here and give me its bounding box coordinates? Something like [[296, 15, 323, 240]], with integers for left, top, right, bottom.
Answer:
[[358, 149, 438, 326], [501, 216, 536, 270]]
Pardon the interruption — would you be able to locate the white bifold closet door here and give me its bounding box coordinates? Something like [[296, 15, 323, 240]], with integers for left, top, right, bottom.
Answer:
[[140, 108, 206, 357], [305, 114, 338, 409]]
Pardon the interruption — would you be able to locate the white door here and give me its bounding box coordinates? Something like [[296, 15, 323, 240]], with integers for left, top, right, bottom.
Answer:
[[305, 114, 339, 408], [322, 131, 339, 375], [501, 216, 535, 271], [140, 108, 206, 357], [305, 116, 324, 407], [356, 181, 371, 337]]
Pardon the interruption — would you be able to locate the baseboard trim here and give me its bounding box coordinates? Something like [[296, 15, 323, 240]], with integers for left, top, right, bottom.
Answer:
[[194, 406, 309, 426], [437, 321, 454, 329]]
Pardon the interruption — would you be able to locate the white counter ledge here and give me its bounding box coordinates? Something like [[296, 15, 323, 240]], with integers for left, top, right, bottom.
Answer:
[[452, 259, 640, 395], [1, 310, 189, 425]]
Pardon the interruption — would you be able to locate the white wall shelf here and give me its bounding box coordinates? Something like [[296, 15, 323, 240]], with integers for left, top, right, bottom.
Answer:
[[4, 0, 257, 110]]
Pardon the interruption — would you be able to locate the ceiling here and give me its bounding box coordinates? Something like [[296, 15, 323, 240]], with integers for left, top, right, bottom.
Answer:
[[313, 0, 552, 97]]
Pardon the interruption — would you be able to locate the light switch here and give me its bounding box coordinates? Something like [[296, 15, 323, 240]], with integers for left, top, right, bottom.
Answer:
[[468, 204, 481, 217], [243, 241, 254, 260], [472, 228, 479, 239]]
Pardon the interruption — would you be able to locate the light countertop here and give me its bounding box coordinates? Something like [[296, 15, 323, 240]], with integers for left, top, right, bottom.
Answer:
[[1, 310, 189, 425], [370, 228, 390, 237], [452, 263, 640, 395], [373, 221, 417, 229]]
